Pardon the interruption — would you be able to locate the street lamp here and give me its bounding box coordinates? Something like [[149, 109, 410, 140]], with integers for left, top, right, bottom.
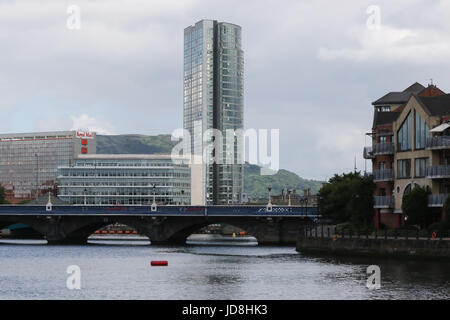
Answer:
[[84, 188, 87, 205], [152, 184, 156, 205], [35, 153, 39, 200], [267, 186, 272, 206], [288, 189, 292, 207], [181, 189, 185, 206]]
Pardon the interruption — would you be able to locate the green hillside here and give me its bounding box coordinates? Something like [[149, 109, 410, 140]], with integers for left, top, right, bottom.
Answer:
[[96, 134, 177, 154], [96, 134, 324, 198], [244, 163, 323, 199]]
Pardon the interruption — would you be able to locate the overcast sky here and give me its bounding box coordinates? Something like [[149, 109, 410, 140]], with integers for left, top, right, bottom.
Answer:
[[1, 0, 450, 180]]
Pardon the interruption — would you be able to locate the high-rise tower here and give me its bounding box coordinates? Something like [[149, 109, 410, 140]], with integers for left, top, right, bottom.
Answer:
[[183, 20, 244, 205]]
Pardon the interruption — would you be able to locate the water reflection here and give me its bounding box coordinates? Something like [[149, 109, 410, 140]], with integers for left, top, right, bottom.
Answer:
[[0, 243, 448, 299]]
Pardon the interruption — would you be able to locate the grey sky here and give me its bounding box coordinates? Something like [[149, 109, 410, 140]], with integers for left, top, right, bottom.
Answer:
[[1, 0, 450, 180]]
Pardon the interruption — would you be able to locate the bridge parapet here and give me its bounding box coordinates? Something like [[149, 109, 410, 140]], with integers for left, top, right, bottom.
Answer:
[[0, 205, 319, 217]]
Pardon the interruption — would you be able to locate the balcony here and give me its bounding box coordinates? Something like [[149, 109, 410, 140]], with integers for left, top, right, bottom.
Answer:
[[363, 146, 374, 159], [374, 195, 395, 208], [426, 165, 450, 179], [372, 142, 394, 156], [426, 136, 450, 150], [373, 169, 394, 182], [428, 194, 449, 207]]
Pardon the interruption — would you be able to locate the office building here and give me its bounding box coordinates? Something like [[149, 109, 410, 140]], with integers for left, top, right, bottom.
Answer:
[[0, 131, 96, 203], [184, 19, 244, 205], [57, 154, 191, 205]]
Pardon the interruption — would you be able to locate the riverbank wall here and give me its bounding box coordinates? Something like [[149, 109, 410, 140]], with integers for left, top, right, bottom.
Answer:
[[296, 234, 450, 260]]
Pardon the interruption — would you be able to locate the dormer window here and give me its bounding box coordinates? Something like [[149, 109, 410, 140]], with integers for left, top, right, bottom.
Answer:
[[376, 106, 391, 112]]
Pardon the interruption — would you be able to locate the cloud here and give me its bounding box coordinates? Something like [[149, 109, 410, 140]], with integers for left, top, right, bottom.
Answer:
[[318, 25, 450, 64], [1, 0, 450, 180], [70, 114, 115, 135]]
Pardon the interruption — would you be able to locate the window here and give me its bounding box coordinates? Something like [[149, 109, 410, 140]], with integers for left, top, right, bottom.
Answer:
[[397, 112, 411, 151], [415, 112, 429, 149], [414, 158, 429, 178], [376, 106, 391, 112], [397, 159, 411, 178]]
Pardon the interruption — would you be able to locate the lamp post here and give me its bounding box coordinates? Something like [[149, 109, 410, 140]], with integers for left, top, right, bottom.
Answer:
[[181, 189, 185, 206], [288, 189, 292, 206], [35, 153, 39, 200], [84, 188, 87, 205], [152, 184, 156, 205], [268, 186, 272, 206]]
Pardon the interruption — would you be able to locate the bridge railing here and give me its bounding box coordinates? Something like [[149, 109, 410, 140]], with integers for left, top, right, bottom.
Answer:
[[0, 204, 320, 217]]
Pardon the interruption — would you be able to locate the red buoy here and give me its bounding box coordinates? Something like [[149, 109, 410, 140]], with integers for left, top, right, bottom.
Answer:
[[151, 261, 168, 266]]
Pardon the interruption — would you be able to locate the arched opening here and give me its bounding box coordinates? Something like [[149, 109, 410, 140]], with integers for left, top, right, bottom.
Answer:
[[87, 222, 150, 245], [0, 223, 43, 240], [185, 223, 258, 246]]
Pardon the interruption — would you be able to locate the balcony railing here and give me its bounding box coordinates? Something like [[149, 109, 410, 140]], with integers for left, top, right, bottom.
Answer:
[[428, 194, 449, 207], [426, 136, 450, 150], [374, 196, 395, 208], [426, 165, 450, 179], [373, 169, 394, 182], [363, 146, 374, 159], [373, 142, 394, 156]]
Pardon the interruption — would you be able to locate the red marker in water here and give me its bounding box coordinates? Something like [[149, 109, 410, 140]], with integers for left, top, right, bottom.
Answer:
[[151, 261, 168, 266]]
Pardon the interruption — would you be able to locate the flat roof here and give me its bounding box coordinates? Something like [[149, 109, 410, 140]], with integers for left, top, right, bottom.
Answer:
[[0, 130, 75, 138], [76, 154, 189, 160]]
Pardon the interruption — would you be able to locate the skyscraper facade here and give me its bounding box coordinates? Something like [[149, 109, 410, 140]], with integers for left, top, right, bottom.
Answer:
[[184, 19, 244, 205]]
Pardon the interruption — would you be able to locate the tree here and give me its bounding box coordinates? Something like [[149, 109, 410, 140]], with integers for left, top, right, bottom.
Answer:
[[0, 186, 6, 204], [402, 185, 429, 227], [318, 172, 376, 227], [445, 195, 450, 223]]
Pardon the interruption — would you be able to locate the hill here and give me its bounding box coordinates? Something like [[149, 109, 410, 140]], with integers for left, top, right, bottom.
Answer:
[[243, 163, 323, 199], [96, 135, 324, 198], [96, 134, 177, 154]]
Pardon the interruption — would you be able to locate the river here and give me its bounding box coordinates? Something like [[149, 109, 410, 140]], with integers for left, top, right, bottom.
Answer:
[[0, 239, 449, 300]]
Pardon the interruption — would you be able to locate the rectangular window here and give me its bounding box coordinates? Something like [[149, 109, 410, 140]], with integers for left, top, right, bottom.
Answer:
[[414, 158, 429, 178], [415, 111, 429, 149], [397, 112, 411, 151], [397, 159, 411, 178]]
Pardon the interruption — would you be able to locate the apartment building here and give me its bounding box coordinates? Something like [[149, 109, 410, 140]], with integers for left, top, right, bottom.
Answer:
[[364, 82, 449, 228]]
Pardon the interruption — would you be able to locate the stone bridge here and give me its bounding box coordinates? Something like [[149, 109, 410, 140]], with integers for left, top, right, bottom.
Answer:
[[0, 205, 318, 245]]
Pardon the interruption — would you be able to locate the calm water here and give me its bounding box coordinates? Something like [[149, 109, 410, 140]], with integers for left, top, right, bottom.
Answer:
[[0, 240, 449, 300]]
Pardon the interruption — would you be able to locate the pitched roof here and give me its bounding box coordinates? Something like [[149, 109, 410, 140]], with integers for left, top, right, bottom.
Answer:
[[373, 111, 401, 128], [372, 82, 425, 105], [403, 82, 426, 93], [418, 94, 450, 117]]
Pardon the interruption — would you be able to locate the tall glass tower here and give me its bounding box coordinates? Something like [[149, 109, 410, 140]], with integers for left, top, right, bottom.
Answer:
[[184, 20, 244, 205]]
